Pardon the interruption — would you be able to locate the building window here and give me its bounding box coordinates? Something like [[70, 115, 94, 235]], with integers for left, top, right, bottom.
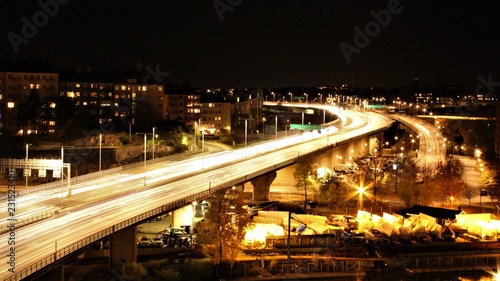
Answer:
[[8, 102, 14, 108]]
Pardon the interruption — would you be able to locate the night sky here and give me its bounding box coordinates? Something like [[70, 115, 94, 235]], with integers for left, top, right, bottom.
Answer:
[[1, 1, 499, 88]]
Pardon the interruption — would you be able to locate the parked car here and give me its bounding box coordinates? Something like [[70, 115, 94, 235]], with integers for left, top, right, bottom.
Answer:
[[151, 235, 164, 247], [138, 236, 152, 247]]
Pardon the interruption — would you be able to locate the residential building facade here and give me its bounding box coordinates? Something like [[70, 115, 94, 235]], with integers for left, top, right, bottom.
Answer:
[[0, 59, 59, 135]]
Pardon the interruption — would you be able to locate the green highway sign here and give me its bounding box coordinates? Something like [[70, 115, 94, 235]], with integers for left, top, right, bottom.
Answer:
[[289, 124, 321, 130]]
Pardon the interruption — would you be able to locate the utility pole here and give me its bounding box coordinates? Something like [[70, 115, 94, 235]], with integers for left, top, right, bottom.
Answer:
[[136, 132, 154, 186]]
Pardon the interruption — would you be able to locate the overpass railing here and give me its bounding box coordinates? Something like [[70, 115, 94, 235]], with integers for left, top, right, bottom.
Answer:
[[4, 154, 302, 281]]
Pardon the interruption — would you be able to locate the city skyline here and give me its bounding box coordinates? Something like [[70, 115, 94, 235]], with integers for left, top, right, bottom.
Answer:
[[1, 1, 499, 88]]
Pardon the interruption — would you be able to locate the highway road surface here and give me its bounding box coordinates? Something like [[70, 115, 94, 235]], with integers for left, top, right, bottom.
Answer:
[[0, 107, 392, 280]]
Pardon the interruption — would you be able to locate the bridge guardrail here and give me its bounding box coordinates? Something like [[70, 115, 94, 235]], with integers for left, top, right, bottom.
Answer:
[[4, 112, 394, 280]]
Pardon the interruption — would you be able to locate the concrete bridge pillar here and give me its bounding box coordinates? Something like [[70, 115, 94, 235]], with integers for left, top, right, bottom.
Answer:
[[172, 205, 195, 229], [250, 171, 277, 201], [109, 225, 138, 272]]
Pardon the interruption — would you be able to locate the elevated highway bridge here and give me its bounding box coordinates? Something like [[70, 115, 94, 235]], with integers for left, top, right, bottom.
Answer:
[[0, 106, 394, 280]]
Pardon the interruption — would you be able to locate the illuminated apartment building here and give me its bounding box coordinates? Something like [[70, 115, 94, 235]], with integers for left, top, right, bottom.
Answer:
[[165, 94, 201, 125], [0, 59, 58, 135], [200, 102, 231, 134]]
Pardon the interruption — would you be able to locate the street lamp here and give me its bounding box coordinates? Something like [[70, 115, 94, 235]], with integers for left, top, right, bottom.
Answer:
[[318, 93, 322, 104], [99, 134, 102, 171], [152, 127, 156, 160], [289, 92, 293, 102], [357, 186, 365, 210], [285, 119, 289, 138], [25, 143, 30, 188], [271, 92, 275, 102], [136, 132, 154, 186], [123, 121, 132, 145], [202, 126, 205, 152], [238, 118, 249, 147], [275, 116, 278, 139], [304, 93, 308, 103], [269, 115, 281, 140]]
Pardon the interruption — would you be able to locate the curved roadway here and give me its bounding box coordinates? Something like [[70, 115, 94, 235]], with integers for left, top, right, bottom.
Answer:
[[0, 107, 392, 280]]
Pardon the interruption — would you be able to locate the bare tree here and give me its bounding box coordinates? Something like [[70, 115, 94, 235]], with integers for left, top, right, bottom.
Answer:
[[462, 184, 478, 206], [293, 155, 318, 211]]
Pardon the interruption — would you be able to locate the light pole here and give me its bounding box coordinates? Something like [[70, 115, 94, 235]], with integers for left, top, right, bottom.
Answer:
[[285, 119, 289, 138], [318, 93, 322, 104], [289, 92, 293, 102], [123, 121, 132, 145], [238, 117, 252, 147], [99, 134, 102, 171], [304, 93, 308, 103], [25, 143, 29, 188], [152, 127, 157, 160], [262, 117, 266, 135], [357, 186, 365, 210], [202, 126, 205, 152], [271, 92, 275, 102], [194, 121, 197, 150], [275, 116, 278, 139], [136, 132, 153, 186], [270, 115, 281, 140]]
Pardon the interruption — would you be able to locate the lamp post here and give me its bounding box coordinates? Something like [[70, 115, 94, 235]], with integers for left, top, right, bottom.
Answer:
[[152, 127, 157, 160], [193, 121, 197, 150], [244, 119, 248, 147], [136, 132, 154, 186], [275, 116, 278, 139], [238, 118, 248, 147], [357, 186, 365, 210], [271, 92, 275, 102], [269, 115, 282, 140], [123, 121, 132, 145], [202, 127, 205, 152], [289, 92, 293, 102], [285, 119, 289, 138], [99, 134, 102, 171], [318, 93, 323, 104], [25, 143, 29, 188], [304, 93, 308, 103]]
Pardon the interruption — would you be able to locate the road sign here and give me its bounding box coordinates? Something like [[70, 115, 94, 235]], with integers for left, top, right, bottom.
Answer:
[[289, 124, 321, 130]]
